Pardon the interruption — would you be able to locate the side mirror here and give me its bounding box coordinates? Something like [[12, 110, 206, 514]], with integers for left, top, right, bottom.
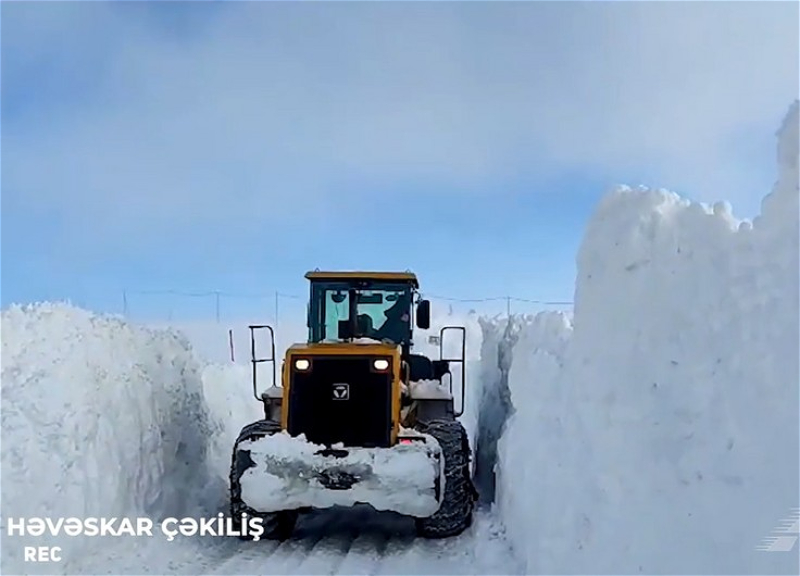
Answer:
[[416, 299, 431, 329]]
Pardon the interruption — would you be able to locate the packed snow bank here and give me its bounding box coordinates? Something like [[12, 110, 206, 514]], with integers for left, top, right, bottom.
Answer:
[[151, 319, 299, 477], [201, 362, 263, 483], [149, 319, 308, 368], [469, 315, 526, 501], [0, 303, 221, 573], [496, 101, 799, 574]]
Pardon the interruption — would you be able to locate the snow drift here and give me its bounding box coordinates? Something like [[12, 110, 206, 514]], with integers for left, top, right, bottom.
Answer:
[[149, 319, 308, 368], [494, 101, 800, 574], [0, 304, 224, 573], [200, 362, 264, 485]]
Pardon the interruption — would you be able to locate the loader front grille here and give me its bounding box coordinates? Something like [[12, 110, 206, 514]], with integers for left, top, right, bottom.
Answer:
[[287, 356, 393, 448]]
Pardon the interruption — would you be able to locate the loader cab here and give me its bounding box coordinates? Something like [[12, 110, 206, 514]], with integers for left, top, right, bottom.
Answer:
[[245, 270, 466, 436], [305, 271, 430, 354]]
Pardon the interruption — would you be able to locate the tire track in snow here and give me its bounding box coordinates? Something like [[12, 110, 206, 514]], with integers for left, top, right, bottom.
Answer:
[[329, 529, 394, 575], [262, 512, 352, 575], [195, 508, 522, 575]]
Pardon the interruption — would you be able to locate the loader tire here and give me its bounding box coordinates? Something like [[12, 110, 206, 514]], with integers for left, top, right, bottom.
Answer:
[[414, 419, 476, 538], [229, 419, 298, 541]]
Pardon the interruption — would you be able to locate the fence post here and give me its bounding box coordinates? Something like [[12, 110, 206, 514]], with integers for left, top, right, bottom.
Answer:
[[122, 290, 128, 316], [506, 296, 512, 317]]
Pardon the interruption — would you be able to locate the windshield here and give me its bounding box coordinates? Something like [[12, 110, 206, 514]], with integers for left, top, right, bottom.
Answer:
[[319, 287, 412, 344]]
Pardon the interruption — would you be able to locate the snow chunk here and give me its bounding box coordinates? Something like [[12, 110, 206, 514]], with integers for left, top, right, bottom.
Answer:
[[351, 337, 391, 344], [408, 379, 453, 399], [239, 432, 443, 516]]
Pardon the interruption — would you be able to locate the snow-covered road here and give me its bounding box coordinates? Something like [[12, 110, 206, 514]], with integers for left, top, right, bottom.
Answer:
[[72, 507, 521, 575]]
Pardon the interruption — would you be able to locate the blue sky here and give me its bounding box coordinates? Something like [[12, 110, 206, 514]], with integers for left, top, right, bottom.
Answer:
[[2, 1, 797, 322]]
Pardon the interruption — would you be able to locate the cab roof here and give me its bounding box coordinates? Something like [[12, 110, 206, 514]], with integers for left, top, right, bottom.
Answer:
[[305, 270, 419, 288]]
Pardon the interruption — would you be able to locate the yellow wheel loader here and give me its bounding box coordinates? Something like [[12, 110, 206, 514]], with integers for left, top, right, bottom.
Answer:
[[229, 271, 477, 540]]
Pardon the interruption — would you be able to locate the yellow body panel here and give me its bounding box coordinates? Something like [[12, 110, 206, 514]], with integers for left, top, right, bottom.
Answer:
[[281, 342, 403, 445], [304, 270, 418, 288]]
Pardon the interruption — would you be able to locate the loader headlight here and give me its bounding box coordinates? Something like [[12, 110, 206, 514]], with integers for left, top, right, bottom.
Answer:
[[294, 359, 310, 371], [373, 359, 389, 371]]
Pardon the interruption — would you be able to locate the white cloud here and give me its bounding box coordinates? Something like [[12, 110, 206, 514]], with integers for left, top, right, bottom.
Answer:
[[3, 1, 797, 250]]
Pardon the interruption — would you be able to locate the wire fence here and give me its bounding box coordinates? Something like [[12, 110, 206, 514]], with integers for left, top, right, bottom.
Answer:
[[121, 288, 573, 325]]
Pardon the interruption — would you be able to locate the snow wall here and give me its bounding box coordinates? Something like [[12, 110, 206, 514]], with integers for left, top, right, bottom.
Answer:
[[490, 100, 799, 575], [1, 306, 191, 571], [0, 304, 271, 574]]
